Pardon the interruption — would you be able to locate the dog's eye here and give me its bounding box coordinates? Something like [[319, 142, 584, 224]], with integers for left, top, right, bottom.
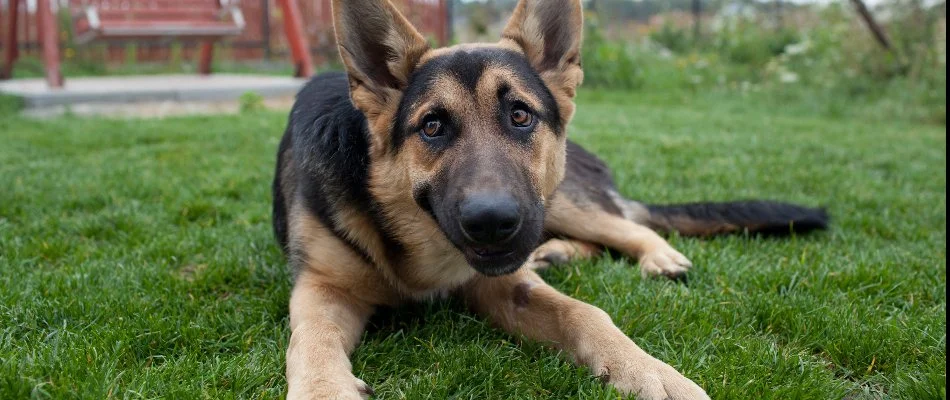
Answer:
[[420, 118, 444, 138], [511, 108, 533, 128]]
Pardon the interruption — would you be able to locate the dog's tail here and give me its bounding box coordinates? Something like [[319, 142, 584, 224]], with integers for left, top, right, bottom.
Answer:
[[635, 200, 830, 237]]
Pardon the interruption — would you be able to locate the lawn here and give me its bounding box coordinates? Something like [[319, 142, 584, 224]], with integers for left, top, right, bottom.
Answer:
[[0, 86, 945, 399]]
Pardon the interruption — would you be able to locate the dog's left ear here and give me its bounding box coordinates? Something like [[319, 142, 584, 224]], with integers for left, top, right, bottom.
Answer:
[[501, 0, 584, 97], [331, 0, 430, 111]]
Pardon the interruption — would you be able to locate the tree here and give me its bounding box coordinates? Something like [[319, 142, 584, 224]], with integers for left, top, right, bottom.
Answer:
[[849, 0, 894, 51]]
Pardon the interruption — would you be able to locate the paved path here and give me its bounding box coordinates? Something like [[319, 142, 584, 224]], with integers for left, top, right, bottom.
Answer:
[[0, 74, 308, 117]]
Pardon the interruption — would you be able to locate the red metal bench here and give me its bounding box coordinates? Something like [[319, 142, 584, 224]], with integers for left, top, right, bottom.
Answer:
[[71, 0, 245, 44], [71, 0, 246, 75], [1, 0, 314, 89]]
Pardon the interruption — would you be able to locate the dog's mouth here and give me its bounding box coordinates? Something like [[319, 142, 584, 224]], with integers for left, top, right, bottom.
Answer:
[[471, 247, 514, 259], [461, 245, 528, 276]]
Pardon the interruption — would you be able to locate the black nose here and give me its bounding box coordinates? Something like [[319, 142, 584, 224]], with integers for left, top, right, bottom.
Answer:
[[459, 192, 522, 245]]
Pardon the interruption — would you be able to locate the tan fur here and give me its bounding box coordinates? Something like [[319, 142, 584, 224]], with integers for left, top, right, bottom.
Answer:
[[546, 196, 694, 278], [462, 269, 709, 399], [286, 272, 375, 400], [530, 127, 567, 202], [288, 207, 400, 304], [283, 1, 709, 399], [285, 209, 394, 400]]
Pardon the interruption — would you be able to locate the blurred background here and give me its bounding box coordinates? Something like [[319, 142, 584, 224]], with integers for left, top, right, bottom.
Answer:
[[1, 0, 945, 123]]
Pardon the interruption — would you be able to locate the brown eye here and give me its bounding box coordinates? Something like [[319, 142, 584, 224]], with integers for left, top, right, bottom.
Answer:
[[511, 108, 533, 127], [421, 119, 443, 138]]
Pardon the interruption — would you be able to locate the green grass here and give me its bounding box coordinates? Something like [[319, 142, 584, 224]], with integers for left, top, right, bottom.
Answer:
[[0, 86, 945, 399]]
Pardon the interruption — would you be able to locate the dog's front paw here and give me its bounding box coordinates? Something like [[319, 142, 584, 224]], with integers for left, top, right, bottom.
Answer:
[[604, 357, 709, 400], [638, 245, 692, 280], [287, 375, 374, 400], [527, 239, 599, 270], [527, 241, 572, 270]]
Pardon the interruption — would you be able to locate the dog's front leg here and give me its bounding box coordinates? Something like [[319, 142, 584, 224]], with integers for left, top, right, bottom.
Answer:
[[286, 269, 375, 400], [462, 269, 709, 400]]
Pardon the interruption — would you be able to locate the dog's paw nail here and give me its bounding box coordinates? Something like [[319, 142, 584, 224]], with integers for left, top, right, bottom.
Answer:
[[664, 270, 689, 284], [356, 378, 374, 398]]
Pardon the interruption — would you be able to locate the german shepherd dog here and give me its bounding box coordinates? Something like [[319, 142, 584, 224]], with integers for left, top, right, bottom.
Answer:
[[271, 1, 828, 398]]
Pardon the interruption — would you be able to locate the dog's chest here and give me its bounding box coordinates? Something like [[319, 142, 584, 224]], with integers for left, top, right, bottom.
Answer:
[[385, 245, 476, 300]]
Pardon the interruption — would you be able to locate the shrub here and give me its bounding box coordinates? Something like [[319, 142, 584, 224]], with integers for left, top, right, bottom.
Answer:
[[650, 22, 693, 54], [581, 17, 644, 90], [238, 92, 265, 113], [713, 20, 800, 67]]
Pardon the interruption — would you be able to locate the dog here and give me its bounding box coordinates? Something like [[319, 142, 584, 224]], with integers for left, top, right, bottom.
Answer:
[[271, 1, 829, 398]]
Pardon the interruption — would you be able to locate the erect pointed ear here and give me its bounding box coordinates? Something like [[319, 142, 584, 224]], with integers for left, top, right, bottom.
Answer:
[[501, 0, 584, 75], [331, 0, 430, 108]]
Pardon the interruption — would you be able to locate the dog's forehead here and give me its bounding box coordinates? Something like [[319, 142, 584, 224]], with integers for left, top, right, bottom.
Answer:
[[417, 42, 523, 67], [407, 45, 546, 99]]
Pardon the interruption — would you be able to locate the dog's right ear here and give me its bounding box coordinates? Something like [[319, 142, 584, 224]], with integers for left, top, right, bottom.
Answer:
[[331, 0, 429, 112]]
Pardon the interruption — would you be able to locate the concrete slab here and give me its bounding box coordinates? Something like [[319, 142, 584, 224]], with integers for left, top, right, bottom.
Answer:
[[0, 74, 308, 111], [19, 96, 298, 119]]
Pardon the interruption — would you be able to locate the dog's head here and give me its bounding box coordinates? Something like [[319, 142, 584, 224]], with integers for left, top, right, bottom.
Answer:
[[333, 0, 583, 277]]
